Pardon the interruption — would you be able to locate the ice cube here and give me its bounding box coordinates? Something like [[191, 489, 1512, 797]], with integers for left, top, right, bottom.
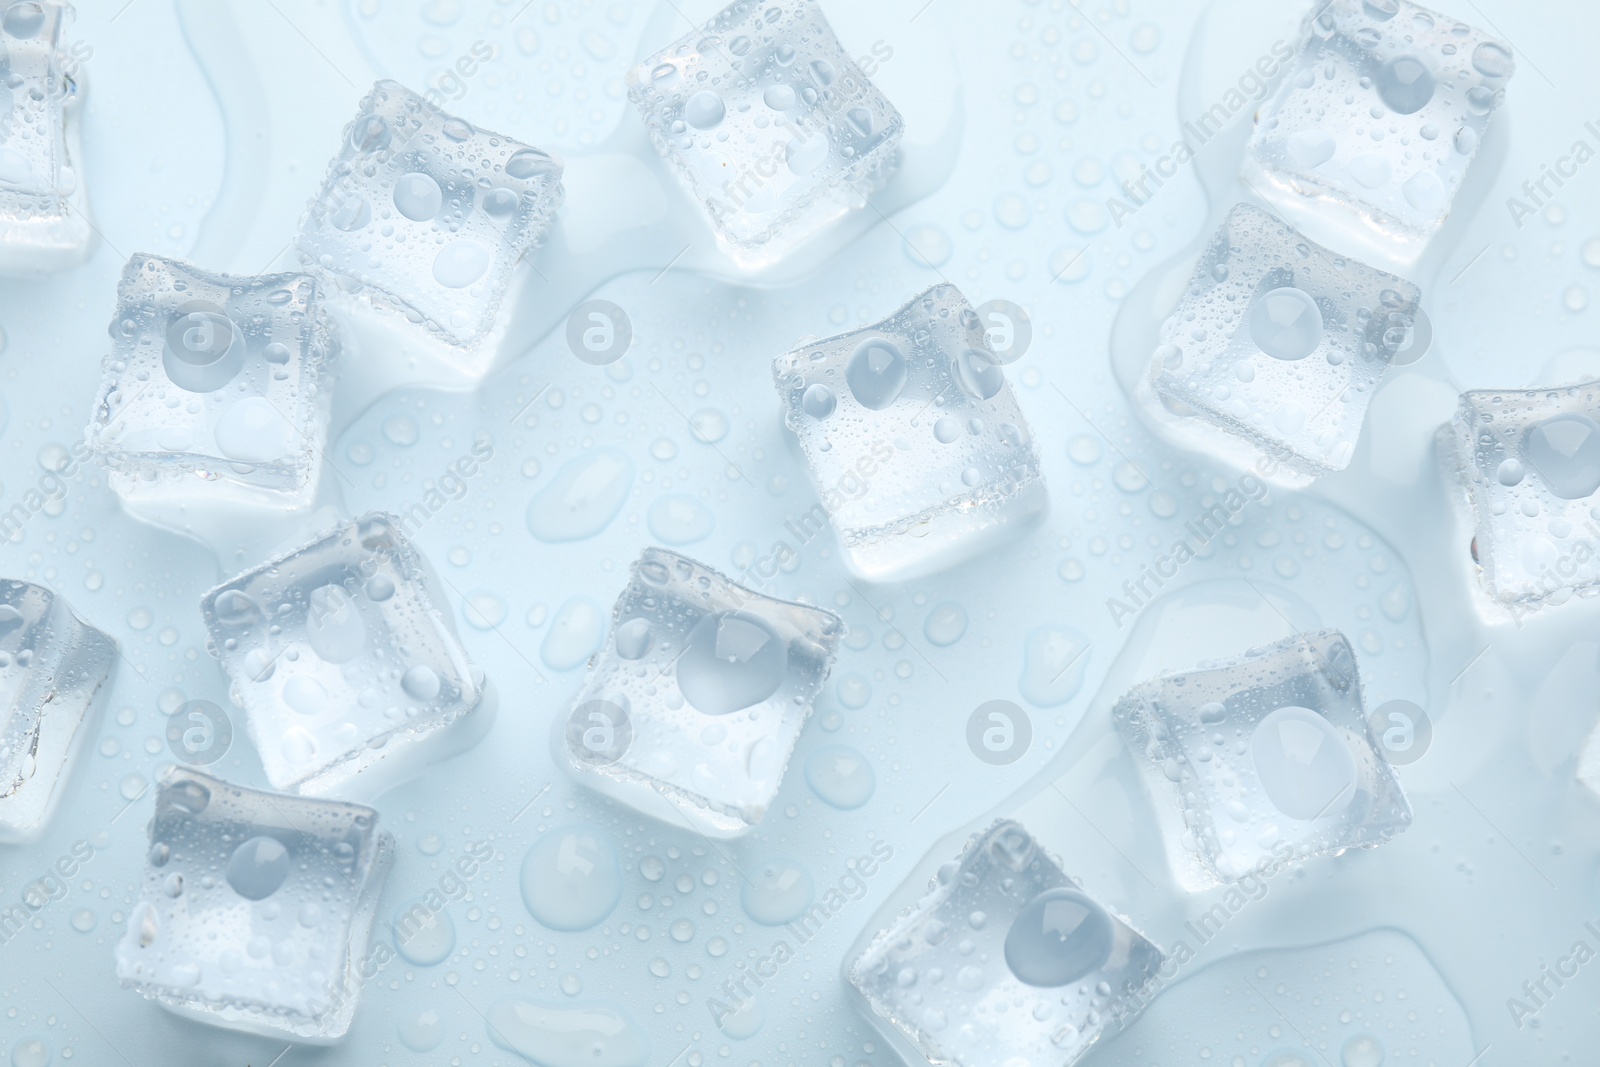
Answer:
[[1113, 630, 1411, 892], [296, 80, 563, 381], [554, 547, 842, 838], [773, 284, 1046, 581], [201, 512, 486, 799], [0, 1, 94, 274], [0, 579, 114, 843], [627, 0, 903, 268], [1241, 0, 1514, 268], [85, 254, 338, 511], [1145, 203, 1420, 482], [114, 767, 394, 1043], [1446, 383, 1600, 610], [846, 819, 1164, 1066]]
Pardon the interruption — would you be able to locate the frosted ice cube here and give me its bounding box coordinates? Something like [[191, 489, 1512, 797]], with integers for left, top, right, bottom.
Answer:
[[773, 284, 1046, 581], [554, 547, 842, 838], [1446, 383, 1600, 610], [114, 767, 394, 1043], [1113, 630, 1411, 892], [1241, 0, 1514, 267], [0, 579, 114, 842], [297, 80, 563, 381], [627, 0, 903, 267], [201, 512, 485, 798], [85, 254, 337, 510], [847, 819, 1163, 1066], [0, 1, 93, 274], [1146, 203, 1420, 481]]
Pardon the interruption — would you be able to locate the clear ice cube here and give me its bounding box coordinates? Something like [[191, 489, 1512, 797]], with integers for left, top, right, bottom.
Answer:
[[297, 80, 564, 379], [85, 254, 338, 509], [554, 547, 842, 838], [1146, 203, 1420, 481], [114, 767, 394, 1043], [847, 819, 1164, 1066], [201, 512, 485, 798], [627, 0, 903, 267], [0, 579, 114, 843], [1112, 630, 1411, 892], [1241, 0, 1514, 267], [0, 0, 93, 273], [1446, 383, 1600, 610], [773, 284, 1046, 581]]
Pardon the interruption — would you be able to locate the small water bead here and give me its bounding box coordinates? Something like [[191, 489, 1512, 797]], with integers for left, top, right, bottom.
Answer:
[[398, 1009, 445, 1052], [1252, 706, 1357, 820], [924, 603, 967, 646], [394, 903, 455, 966], [10, 1039, 50, 1067], [846, 339, 907, 409], [1341, 1035, 1385, 1067], [393, 171, 443, 221], [802, 384, 836, 420], [1067, 434, 1101, 464], [226, 836, 292, 900], [1251, 288, 1323, 360], [763, 84, 795, 110], [805, 745, 876, 809], [119, 773, 148, 800], [70, 907, 96, 932], [505, 149, 556, 180], [1003, 888, 1113, 986], [520, 825, 623, 930], [382, 414, 419, 446], [684, 89, 726, 130], [676, 612, 787, 715], [485, 997, 648, 1066], [1525, 414, 1600, 498], [933, 416, 961, 444], [956, 349, 1004, 400], [1375, 55, 1435, 114], [741, 858, 814, 925]]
